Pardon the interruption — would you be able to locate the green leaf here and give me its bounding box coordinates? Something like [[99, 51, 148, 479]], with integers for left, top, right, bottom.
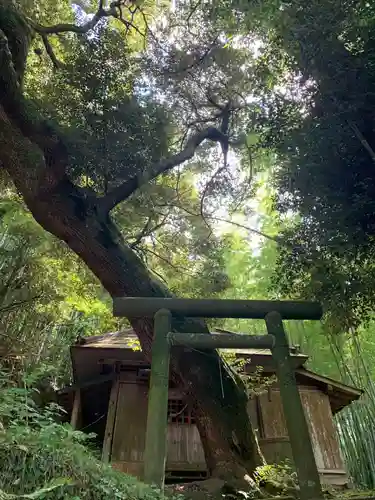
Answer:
[[246, 133, 259, 147]]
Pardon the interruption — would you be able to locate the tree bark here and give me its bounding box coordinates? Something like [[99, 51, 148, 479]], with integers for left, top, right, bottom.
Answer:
[[0, 3, 264, 484], [0, 130, 264, 479]]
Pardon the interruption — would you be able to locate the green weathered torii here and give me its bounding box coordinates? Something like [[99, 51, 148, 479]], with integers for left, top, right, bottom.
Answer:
[[113, 298, 324, 500]]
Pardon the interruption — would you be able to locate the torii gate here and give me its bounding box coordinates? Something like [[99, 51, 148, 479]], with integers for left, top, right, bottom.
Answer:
[[113, 298, 324, 500]]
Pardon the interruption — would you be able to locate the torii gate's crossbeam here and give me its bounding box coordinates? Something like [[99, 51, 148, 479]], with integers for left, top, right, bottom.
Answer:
[[113, 298, 324, 500], [168, 332, 275, 349], [113, 297, 322, 320]]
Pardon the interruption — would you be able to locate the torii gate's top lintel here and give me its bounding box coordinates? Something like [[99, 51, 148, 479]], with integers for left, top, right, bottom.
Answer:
[[113, 297, 323, 321]]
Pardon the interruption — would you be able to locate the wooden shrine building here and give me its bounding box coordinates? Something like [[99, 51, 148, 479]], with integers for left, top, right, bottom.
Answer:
[[57, 329, 362, 486]]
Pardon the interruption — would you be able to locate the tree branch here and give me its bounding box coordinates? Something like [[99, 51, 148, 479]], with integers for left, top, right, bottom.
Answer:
[[207, 216, 285, 245], [0, 294, 43, 314], [31, 0, 110, 35], [31, 0, 147, 41], [41, 34, 63, 69], [349, 121, 375, 165], [166, 42, 217, 76], [167, 203, 288, 247], [113, 4, 147, 41], [99, 127, 229, 213], [129, 213, 170, 248], [32, 1, 147, 69], [200, 163, 227, 235], [186, 0, 202, 24], [141, 246, 199, 280]]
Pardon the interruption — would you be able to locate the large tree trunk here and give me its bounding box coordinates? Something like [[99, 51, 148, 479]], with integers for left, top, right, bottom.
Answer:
[[0, 130, 264, 480], [0, 2, 264, 484]]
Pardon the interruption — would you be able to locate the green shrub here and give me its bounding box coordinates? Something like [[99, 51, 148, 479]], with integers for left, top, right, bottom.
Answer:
[[253, 461, 298, 496], [0, 373, 170, 500]]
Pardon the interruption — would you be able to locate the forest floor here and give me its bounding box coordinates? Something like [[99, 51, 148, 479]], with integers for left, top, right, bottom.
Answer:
[[166, 480, 375, 500]]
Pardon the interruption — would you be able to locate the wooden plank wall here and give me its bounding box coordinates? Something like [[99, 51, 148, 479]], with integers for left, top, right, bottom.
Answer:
[[300, 389, 344, 470], [257, 387, 345, 475], [111, 381, 148, 476], [167, 424, 206, 470], [102, 380, 120, 463], [258, 390, 288, 439], [110, 382, 206, 476], [107, 380, 345, 484]]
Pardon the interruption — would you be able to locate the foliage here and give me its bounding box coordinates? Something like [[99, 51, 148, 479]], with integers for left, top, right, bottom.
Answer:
[[337, 394, 375, 490], [216, 0, 375, 331], [214, 206, 375, 488], [3, 0, 375, 488], [21, 3, 243, 304], [0, 194, 121, 386], [213, 2, 375, 485], [327, 332, 375, 490], [254, 461, 298, 496], [30, 26, 170, 195], [223, 353, 276, 398], [0, 371, 173, 500]]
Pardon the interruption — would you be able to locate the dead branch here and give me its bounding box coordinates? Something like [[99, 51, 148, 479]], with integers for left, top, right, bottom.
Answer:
[[142, 247, 197, 278], [207, 216, 284, 245]]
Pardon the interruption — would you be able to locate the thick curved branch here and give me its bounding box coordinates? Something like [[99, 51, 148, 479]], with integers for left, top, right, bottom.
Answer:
[[32, 1, 146, 66], [32, 0, 144, 39], [0, 28, 68, 180], [99, 127, 229, 213], [32, 0, 110, 35]]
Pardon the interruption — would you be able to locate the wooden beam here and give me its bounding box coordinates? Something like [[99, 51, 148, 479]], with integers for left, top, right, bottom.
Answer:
[[266, 311, 323, 500], [113, 298, 322, 320], [58, 374, 115, 394], [168, 332, 275, 350], [70, 390, 81, 429], [295, 368, 363, 397], [102, 380, 120, 463]]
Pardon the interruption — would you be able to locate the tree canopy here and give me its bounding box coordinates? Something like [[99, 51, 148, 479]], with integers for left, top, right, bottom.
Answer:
[[229, 0, 375, 331], [3, 0, 375, 493]]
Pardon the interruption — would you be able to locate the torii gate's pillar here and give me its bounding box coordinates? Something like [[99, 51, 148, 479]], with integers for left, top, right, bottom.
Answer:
[[266, 311, 322, 500]]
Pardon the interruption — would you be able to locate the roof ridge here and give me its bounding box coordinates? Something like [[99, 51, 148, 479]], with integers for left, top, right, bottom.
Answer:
[[76, 328, 136, 345], [75, 328, 307, 359]]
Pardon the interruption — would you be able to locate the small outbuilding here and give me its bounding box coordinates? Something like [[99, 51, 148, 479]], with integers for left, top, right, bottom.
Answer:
[[57, 329, 362, 486]]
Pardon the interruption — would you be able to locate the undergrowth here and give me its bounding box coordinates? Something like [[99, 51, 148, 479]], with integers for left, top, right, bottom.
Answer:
[[0, 371, 172, 500]]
